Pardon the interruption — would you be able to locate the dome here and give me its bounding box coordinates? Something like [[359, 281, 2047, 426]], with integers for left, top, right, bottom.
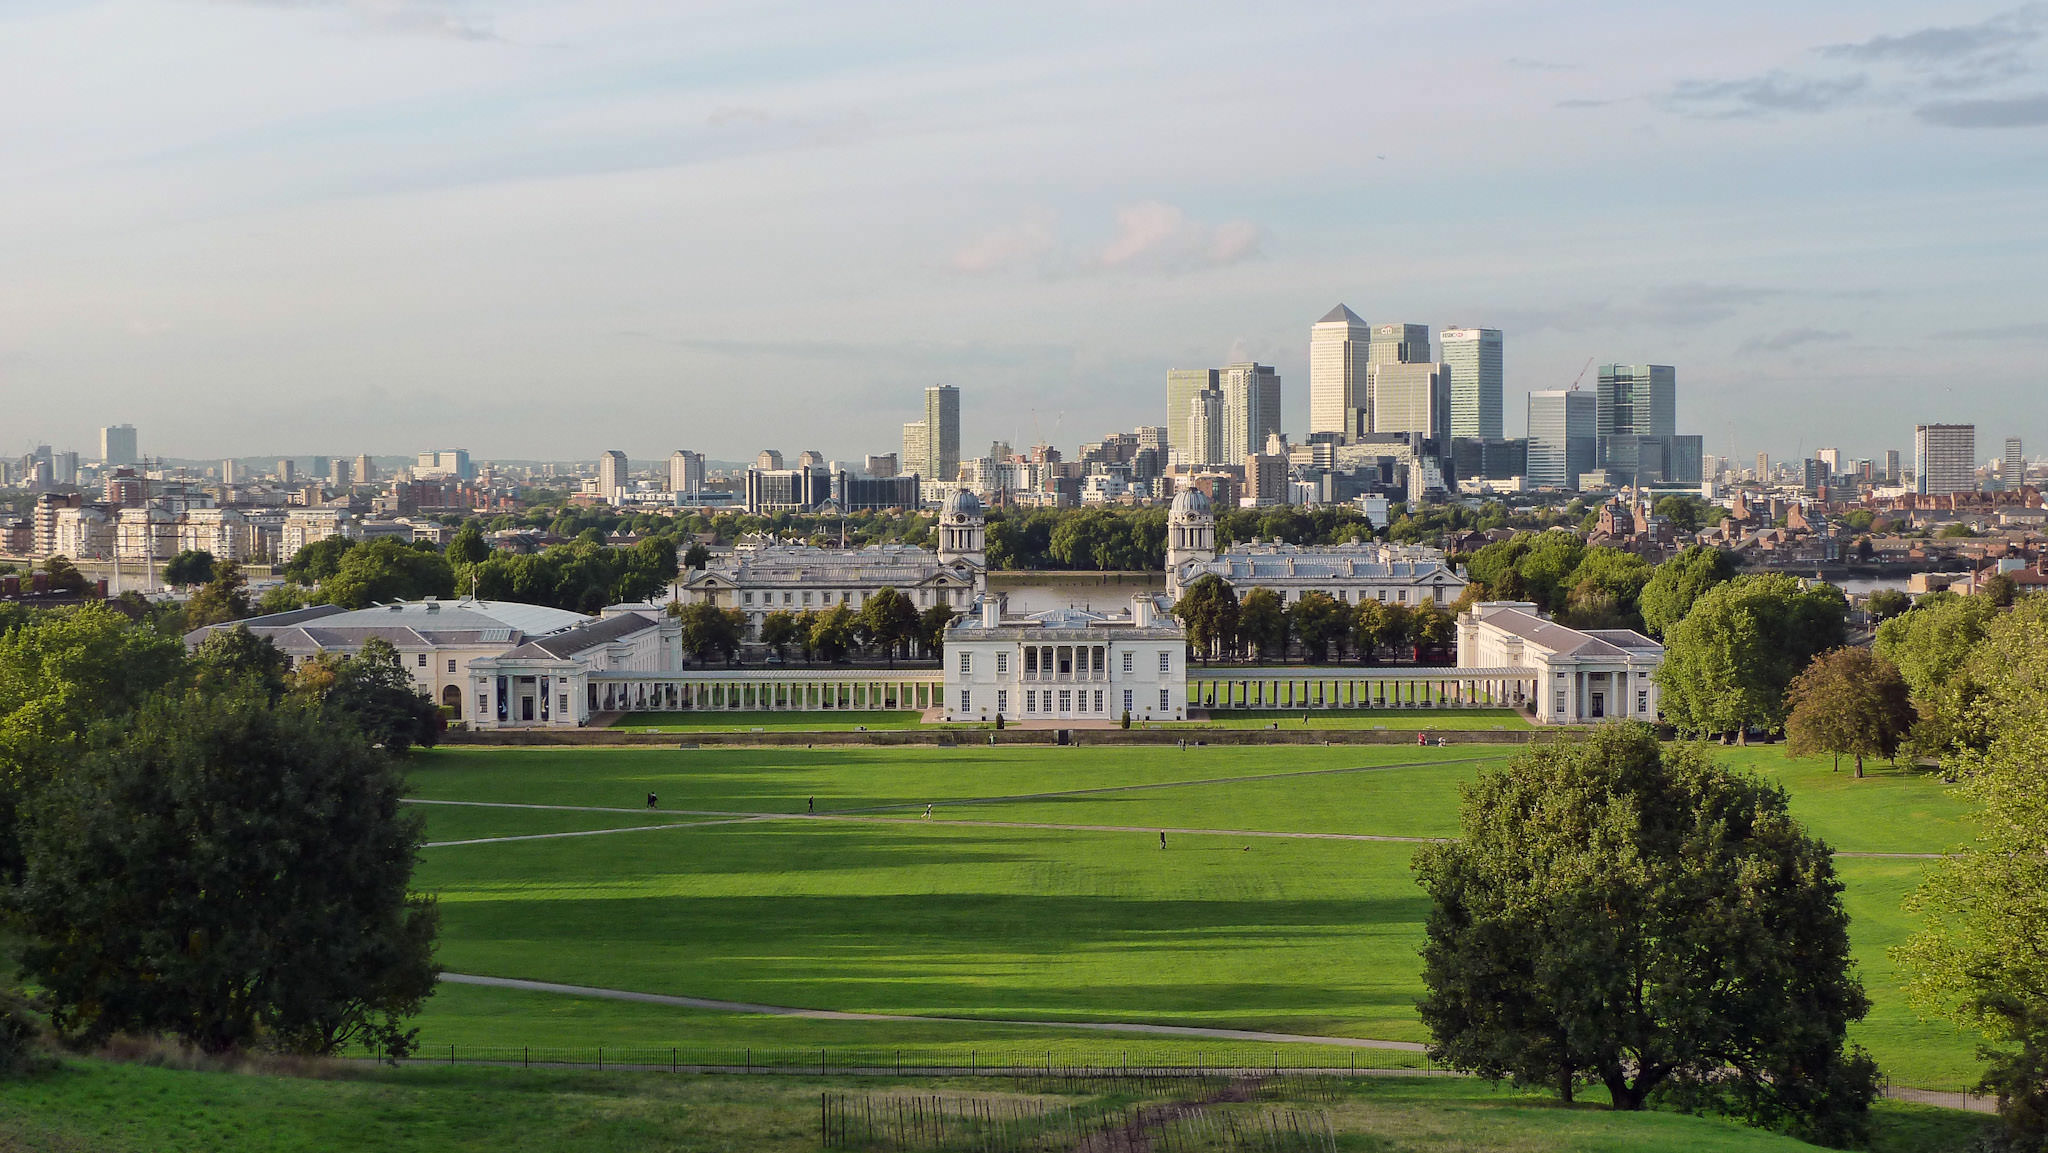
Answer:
[[1169, 487, 1212, 517], [941, 488, 984, 518]]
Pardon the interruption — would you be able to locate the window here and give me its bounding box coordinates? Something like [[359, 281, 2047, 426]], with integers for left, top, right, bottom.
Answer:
[[997, 691, 1007, 714], [1159, 689, 1170, 710], [447, 659, 457, 674], [416, 653, 428, 668], [960, 690, 971, 712], [1058, 690, 1071, 712], [1637, 690, 1649, 714], [996, 653, 1008, 674], [1122, 652, 1133, 673], [1092, 648, 1104, 675], [1093, 690, 1103, 712], [1025, 648, 1038, 675], [743, 592, 754, 605], [1026, 692, 1037, 713], [1397, 590, 1407, 603], [1555, 691, 1567, 713], [1377, 590, 1387, 602], [1158, 651, 1171, 673], [1123, 689, 1133, 713], [559, 694, 568, 713], [803, 592, 813, 605], [959, 652, 971, 674]]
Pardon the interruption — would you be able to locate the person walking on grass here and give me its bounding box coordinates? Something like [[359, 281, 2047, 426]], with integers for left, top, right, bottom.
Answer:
[[924, 803, 933, 820], [1159, 831, 1167, 850], [647, 792, 658, 809], [807, 796, 814, 813]]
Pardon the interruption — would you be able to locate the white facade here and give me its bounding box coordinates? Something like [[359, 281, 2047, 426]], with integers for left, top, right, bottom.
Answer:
[[943, 594, 1187, 724], [282, 508, 352, 560], [52, 507, 112, 560], [177, 507, 255, 562], [1455, 601, 1663, 725], [1164, 486, 1465, 605], [1915, 424, 1977, 495], [679, 542, 985, 639]]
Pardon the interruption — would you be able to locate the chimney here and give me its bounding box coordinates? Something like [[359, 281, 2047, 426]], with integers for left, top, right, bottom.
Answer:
[[981, 597, 1001, 628], [1133, 595, 1154, 627]]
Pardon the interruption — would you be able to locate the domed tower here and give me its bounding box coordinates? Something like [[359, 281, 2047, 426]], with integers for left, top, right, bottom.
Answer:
[[1167, 486, 1217, 573], [937, 488, 986, 570]]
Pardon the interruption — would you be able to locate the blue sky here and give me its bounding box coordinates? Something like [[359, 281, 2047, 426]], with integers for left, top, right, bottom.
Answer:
[[2, 0, 2044, 466]]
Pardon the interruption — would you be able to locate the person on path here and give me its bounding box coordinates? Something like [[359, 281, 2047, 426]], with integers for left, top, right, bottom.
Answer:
[[647, 792, 658, 809], [1159, 831, 1167, 850], [1416, 731, 1427, 748], [924, 803, 933, 820], [807, 796, 814, 813]]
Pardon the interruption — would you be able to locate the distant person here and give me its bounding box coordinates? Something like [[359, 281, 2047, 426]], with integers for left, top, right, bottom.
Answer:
[[1302, 714, 1309, 725], [1159, 831, 1167, 850], [1416, 732, 1427, 748], [647, 792, 657, 809], [807, 796, 814, 813], [924, 804, 933, 820]]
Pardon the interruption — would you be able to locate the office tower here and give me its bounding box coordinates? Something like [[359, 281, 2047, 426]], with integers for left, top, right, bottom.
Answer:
[[333, 458, 352, 487], [1187, 390, 1226, 466], [1915, 424, 1977, 495], [1816, 447, 1842, 472], [1368, 323, 1430, 368], [1309, 304, 1371, 438], [1883, 449, 1901, 483], [900, 422, 928, 477], [1367, 363, 1451, 440], [354, 453, 376, 483], [308, 456, 331, 481], [1755, 452, 1769, 479], [1702, 454, 1722, 481], [52, 451, 79, 486], [2004, 437, 2025, 488], [1166, 368, 1221, 460], [1218, 363, 1282, 461], [1595, 365, 1677, 438], [669, 450, 706, 495], [99, 424, 138, 467], [1802, 459, 1829, 495], [919, 385, 960, 482], [1527, 390, 1598, 489], [221, 459, 238, 485], [1134, 426, 1168, 455], [598, 450, 629, 502], [1440, 328, 1503, 441], [415, 449, 472, 479], [277, 459, 297, 484]]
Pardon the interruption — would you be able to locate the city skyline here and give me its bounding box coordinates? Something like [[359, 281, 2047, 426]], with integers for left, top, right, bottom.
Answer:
[[4, 3, 2046, 464]]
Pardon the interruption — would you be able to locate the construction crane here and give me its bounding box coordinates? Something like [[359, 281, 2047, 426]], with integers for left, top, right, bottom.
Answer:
[[1569, 357, 1594, 391]]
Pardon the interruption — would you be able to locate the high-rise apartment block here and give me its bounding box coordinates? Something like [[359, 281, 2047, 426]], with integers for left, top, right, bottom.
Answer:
[[1755, 452, 1769, 480], [863, 453, 899, 479], [1915, 424, 1977, 495], [2003, 437, 2025, 489], [221, 459, 238, 485], [902, 385, 959, 483], [1308, 304, 1370, 439], [668, 450, 706, 496], [354, 454, 376, 484], [1187, 389, 1226, 467], [1816, 447, 1841, 472], [1883, 449, 1901, 483], [1527, 390, 1598, 490], [277, 459, 296, 484], [900, 422, 928, 478], [1166, 368, 1220, 462], [99, 424, 138, 467], [598, 450, 629, 503], [1440, 328, 1503, 441]]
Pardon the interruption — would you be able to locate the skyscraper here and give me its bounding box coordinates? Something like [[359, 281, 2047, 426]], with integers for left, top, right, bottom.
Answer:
[[1883, 449, 1901, 483], [1188, 389, 1226, 467], [1166, 368, 1220, 462], [1308, 304, 1370, 439], [925, 385, 960, 482], [2003, 437, 2025, 489], [1595, 365, 1677, 439], [1527, 390, 1598, 490], [99, 424, 138, 467], [1755, 452, 1769, 480], [900, 422, 928, 477], [1915, 424, 1977, 495], [1440, 328, 1503, 441], [354, 454, 376, 483], [1367, 363, 1451, 441], [668, 450, 706, 497], [598, 450, 629, 503], [1217, 363, 1282, 461], [1365, 323, 1429, 428]]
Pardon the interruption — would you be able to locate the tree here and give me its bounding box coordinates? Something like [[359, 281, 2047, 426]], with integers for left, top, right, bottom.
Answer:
[[183, 560, 252, 630], [1415, 724, 1877, 1143], [1352, 598, 1393, 664], [317, 539, 455, 610], [1865, 588, 1911, 622], [1874, 592, 2000, 755], [282, 536, 355, 587], [1237, 588, 1288, 662], [1655, 574, 1847, 740], [1896, 598, 2048, 1147], [918, 603, 957, 659], [15, 683, 439, 1056], [41, 556, 90, 595], [682, 543, 711, 571], [446, 524, 490, 569], [257, 584, 311, 615], [299, 638, 440, 756], [191, 624, 290, 698], [1411, 603, 1456, 660], [857, 587, 919, 666], [1558, 549, 1653, 632], [1784, 647, 1916, 777], [1287, 591, 1350, 663], [809, 605, 857, 663], [671, 602, 744, 667], [1638, 546, 1735, 638], [1171, 575, 1238, 664], [758, 611, 803, 660], [163, 549, 216, 588], [1652, 494, 1710, 534]]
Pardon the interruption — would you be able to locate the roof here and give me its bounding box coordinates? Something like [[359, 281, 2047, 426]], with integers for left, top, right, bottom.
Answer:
[[948, 597, 1183, 640], [498, 612, 662, 660], [684, 544, 973, 588], [1317, 303, 1366, 325], [183, 598, 591, 650], [1177, 542, 1464, 587], [1475, 605, 1662, 660]]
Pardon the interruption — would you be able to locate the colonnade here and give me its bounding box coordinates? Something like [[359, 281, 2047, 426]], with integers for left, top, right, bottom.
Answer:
[[591, 675, 943, 714], [1187, 671, 1533, 711]]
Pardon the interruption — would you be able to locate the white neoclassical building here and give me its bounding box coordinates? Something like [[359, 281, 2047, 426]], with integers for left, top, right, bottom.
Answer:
[[1455, 600, 1663, 724], [941, 593, 1188, 725], [677, 489, 988, 639], [1163, 485, 1467, 607]]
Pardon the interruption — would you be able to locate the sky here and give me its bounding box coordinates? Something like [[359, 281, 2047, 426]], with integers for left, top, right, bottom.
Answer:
[[2, 0, 2045, 468]]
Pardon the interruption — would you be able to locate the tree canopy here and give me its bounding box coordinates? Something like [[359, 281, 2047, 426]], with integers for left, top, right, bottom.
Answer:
[[1415, 724, 1876, 1144], [317, 539, 456, 609], [1784, 647, 1916, 776], [1638, 545, 1734, 639], [1874, 591, 2000, 754], [1654, 574, 1847, 739], [1172, 575, 1238, 663], [162, 549, 216, 588], [467, 537, 675, 613]]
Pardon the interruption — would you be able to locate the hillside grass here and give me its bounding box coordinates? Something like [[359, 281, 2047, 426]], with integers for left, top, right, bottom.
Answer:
[[0, 1060, 1994, 1153]]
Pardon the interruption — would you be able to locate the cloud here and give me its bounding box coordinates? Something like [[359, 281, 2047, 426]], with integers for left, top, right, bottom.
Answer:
[[1818, 6, 2046, 64], [1637, 283, 1785, 326], [1555, 98, 1618, 110], [1741, 327, 1850, 353], [220, 0, 499, 42], [951, 214, 1056, 273], [1664, 71, 1868, 118], [1098, 201, 1264, 272], [1916, 92, 2048, 126], [1935, 321, 2048, 340], [1506, 57, 1577, 72]]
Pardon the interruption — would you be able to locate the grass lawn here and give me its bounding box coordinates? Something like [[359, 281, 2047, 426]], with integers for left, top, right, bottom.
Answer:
[[1178, 708, 1535, 731], [610, 709, 941, 732], [400, 743, 1988, 1092], [0, 1060, 1992, 1153]]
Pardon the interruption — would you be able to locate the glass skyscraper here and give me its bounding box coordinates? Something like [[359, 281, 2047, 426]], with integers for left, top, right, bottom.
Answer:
[[1528, 390, 1597, 490], [1440, 328, 1502, 441]]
